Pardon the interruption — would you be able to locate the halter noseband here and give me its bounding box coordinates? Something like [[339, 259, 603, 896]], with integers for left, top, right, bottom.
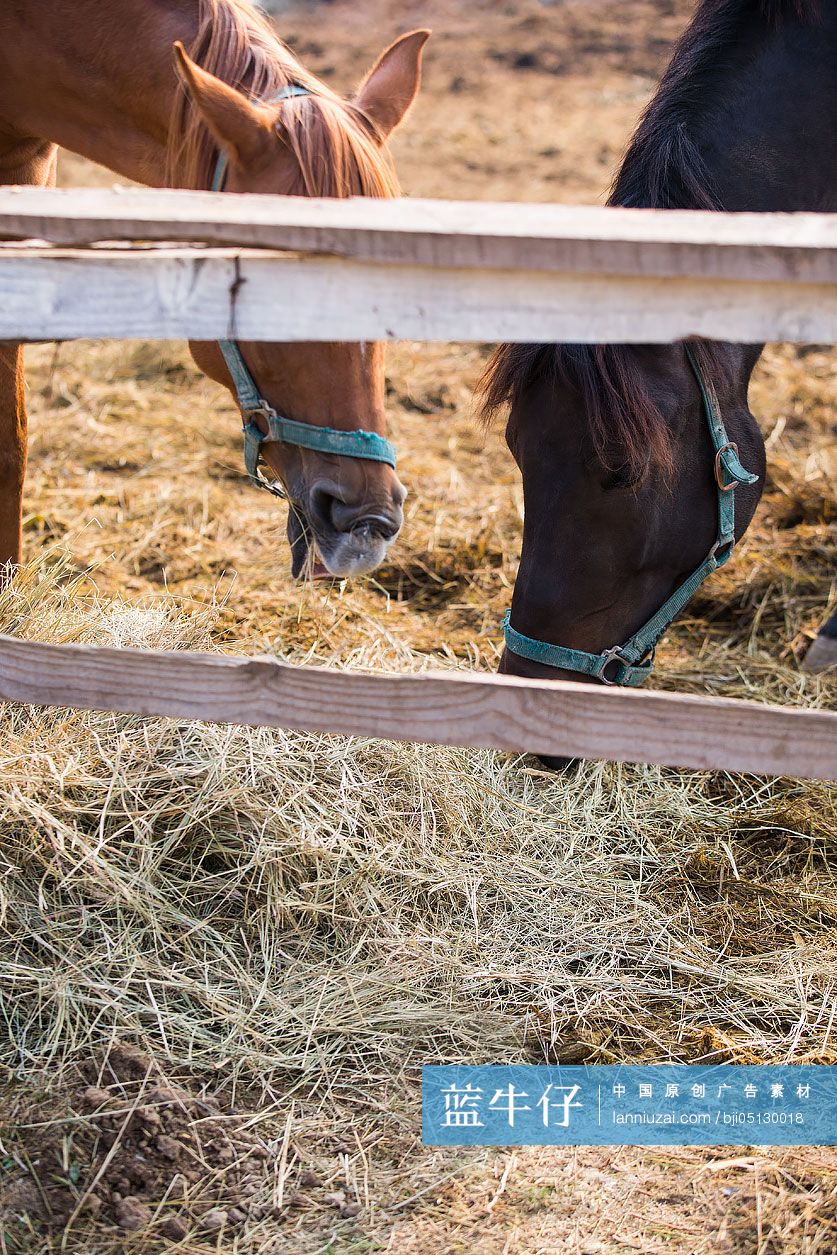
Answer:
[[502, 345, 759, 686], [211, 85, 397, 498]]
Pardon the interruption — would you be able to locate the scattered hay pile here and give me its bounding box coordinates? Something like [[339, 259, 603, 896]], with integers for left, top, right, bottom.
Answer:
[[0, 558, 835, 1250]]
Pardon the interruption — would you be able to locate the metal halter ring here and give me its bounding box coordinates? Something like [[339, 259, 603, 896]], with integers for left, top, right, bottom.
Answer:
[[714, 442, 741, 492], [709, 536, 735, 566], [596, 646, 632, 685]]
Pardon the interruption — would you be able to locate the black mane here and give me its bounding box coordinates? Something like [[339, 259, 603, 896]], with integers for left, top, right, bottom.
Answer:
[[479, 0, 821, 479]]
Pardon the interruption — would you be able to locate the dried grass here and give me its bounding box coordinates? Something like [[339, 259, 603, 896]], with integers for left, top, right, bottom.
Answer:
[[2, 556, 836, 1089], [1, 549, 836, 1250]]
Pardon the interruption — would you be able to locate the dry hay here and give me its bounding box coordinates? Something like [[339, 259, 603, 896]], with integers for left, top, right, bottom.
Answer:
[[0, 551, 835, 1251]]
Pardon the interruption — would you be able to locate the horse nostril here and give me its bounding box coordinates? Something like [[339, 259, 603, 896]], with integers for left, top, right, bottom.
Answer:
[[351, 516, 400, 542], [308, 484, 345, 533], [307, 483, 402, 540]]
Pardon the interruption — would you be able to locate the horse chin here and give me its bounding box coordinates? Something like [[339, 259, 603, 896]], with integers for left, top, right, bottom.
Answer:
[[498, 648, 592, 771], [315, 525, 393, 579], [287, 507, 311, 579], [536, 754, 580, 773], [287, 509, 392, 580]]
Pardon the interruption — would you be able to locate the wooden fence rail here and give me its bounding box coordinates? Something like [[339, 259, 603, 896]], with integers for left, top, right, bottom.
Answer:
[[1, 189, 835, 277], [1, 635, 835, 781], [0, 189, 834, 343]]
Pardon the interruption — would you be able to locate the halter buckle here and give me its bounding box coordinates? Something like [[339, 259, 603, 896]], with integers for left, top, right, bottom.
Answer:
[[242, 400, 276, 434], [242, 404, 287, 499], [595, 643, 656, 685], [714, 442, 740, 492], [596, 646, 632, 685]]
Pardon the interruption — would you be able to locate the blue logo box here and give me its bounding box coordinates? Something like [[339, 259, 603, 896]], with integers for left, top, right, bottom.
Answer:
[[422, 1065, 837, 1146]]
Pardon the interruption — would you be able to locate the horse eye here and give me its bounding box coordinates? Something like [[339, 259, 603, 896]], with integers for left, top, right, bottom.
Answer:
[[600, 465, 639, 492], [504, 418, 521, 461]]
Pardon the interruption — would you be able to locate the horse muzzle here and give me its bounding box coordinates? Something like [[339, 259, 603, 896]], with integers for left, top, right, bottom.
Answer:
[[288, 476, 404, 579]]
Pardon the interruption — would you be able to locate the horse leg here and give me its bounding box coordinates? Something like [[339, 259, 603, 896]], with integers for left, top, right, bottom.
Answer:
[[802, 611, 837, 675], [0, 343, 27, 574], [0, 140, 57, 582]]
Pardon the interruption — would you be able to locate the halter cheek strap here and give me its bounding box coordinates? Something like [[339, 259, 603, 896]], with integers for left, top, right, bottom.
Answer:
[[211, 85, 397, 498], [218, 339, 397, 500], [502, 345, 759, 686]]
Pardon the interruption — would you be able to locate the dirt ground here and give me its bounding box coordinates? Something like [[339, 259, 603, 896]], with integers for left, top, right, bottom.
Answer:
[[1, 0, 835, 1252]]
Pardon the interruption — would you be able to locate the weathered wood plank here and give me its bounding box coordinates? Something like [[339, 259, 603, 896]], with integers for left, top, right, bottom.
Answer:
[[0, 635, 834, 780], [0, 247, 833, 343], [0, 188, 834, 282]]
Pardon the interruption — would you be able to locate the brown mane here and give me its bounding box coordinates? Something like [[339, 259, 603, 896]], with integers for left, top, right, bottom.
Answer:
[[165, 0, 399, 197], [479, 0, 820, 480]]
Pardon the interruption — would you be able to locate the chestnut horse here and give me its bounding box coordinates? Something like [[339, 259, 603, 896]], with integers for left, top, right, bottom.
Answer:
[[481, 0, 836, 739], [0, 0, 429, 579]]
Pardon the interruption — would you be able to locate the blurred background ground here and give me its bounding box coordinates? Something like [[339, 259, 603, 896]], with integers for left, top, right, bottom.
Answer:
[[1, 1, 835, 1251]]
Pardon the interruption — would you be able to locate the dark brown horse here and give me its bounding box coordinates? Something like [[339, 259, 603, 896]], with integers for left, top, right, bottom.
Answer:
[[0, 0, 429, 579], [481, 0, 836, 736]]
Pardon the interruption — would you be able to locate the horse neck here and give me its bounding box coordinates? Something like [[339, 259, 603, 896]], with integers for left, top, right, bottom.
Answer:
[[2, 0, 207, 186], [613, 3, 837, 215], [694, 8, 837, 213], [694, 6, 836, 396], [611, 3, 836, 401]]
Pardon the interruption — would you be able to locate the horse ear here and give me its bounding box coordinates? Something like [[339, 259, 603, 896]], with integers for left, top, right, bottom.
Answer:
[[172, 42, 274, 171], [354, 30, 430, 141]]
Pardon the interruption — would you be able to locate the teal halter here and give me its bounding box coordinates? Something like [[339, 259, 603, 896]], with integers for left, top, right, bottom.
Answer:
[[502, 345, 759, 686], [211, 85, 396, 498]]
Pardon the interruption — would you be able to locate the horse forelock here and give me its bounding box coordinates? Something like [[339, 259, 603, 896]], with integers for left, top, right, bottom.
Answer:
[[165, 0, 398, 197], [480, 343, 678, 482]]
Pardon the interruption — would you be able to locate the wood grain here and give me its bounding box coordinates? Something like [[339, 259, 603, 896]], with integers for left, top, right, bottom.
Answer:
[[1, 635, 834, 780], [0, 188, 834, 281], [0, 247, 833, 343]]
